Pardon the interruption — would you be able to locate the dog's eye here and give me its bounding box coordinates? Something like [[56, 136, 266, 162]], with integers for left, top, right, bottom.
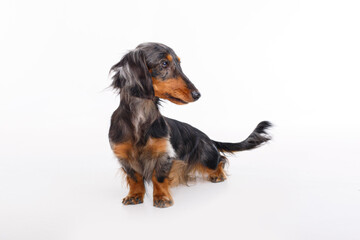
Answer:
[[161, 60, 169, 68]]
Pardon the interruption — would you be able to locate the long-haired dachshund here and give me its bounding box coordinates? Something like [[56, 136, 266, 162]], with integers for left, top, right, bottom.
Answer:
[[109, 42, 271, 208]]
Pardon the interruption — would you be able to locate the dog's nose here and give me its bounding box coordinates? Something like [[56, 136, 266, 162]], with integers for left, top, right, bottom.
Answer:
[[191, 91, 201, 101]]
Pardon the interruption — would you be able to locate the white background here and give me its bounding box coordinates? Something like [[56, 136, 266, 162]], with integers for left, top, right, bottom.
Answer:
[[1, 0, 360, 239]]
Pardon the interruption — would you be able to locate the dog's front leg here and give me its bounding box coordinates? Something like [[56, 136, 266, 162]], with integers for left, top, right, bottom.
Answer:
[[122, 169, 145, 205], [152, 157, 174, 208]]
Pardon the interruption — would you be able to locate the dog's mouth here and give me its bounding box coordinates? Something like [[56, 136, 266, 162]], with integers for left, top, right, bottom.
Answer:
[[165, 94, 188, 105]]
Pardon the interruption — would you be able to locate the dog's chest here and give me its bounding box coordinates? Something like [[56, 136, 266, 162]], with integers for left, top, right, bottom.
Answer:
[[111, 137, 175, 174]]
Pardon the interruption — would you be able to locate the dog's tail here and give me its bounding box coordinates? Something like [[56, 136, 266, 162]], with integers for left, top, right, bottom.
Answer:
[[212, 121, 272, 153]]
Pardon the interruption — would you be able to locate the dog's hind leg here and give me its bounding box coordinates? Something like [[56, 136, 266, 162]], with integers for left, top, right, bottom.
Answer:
[[201, 155, 227, 183], [122, 170, 146, 205], [199, 145, 228, 183], [207, 160, 227, 183]]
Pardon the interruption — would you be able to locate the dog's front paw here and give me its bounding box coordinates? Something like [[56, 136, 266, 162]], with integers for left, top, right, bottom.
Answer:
[[153, 196, 173, 208], [122, 194, 144, 205]]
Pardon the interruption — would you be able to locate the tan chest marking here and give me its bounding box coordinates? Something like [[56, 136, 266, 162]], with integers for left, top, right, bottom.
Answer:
[[112, 138, 175, 160], [145, 138, 168, 157], [113, 141, 133, 160]]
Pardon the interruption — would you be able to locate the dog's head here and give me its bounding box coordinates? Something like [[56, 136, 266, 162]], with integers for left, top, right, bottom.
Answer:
[[110, 42, 200, 105]]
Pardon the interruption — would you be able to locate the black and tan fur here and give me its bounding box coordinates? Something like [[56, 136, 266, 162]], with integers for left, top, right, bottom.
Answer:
[[109, 43, 272, 208]]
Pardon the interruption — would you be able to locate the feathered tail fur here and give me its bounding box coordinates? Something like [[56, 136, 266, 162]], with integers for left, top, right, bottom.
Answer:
[[212, 121, 272, 153]]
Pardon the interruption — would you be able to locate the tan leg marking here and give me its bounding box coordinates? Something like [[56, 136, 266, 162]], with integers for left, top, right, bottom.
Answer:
[[168, 160, 227, 186], [152, 174, 173, 208], [122, 172, 145, 205], [207, 161, 227, 183]]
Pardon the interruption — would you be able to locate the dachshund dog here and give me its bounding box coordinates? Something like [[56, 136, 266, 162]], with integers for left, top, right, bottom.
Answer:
[[109, 42, 271, 208]]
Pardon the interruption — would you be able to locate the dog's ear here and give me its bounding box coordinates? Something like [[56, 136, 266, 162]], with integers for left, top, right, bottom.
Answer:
[[110, 50, 154, 99]]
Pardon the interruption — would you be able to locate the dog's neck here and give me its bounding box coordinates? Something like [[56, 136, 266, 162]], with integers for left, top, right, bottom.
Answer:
[[119, 94, 161, 142]]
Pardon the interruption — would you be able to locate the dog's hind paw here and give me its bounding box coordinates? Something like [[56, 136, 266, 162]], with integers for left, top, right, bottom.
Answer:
[[208, 174, 227, 183]]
